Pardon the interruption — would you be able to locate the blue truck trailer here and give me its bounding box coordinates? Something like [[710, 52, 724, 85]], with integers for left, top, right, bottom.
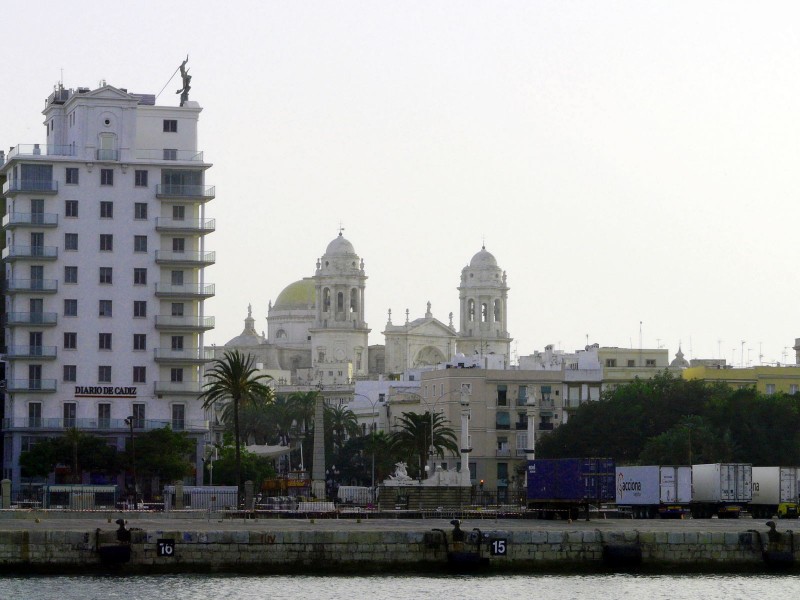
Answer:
[[526, 458, 616, 519]]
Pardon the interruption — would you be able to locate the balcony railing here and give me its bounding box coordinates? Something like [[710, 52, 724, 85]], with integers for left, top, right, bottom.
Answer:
[[538, 422, 555, 431], [3, 180, 58, 194], [496, 448, 511, 457], [155, 184, 215, 199], [3, 345, 57, 359], [7, 144, 75, 159], [96, 149, 119, 161], [154, 282, 215, 298], [154, 315, 215, 330], [515, 421, 528, 430], [6, 379, 57, 392], [6, 279, 58, 293], [4, 311, 58, 326], [2, 213, 58, 228], [155, 250, 216, 266], [154, 348, 211, 363], [154, 381, 204, 395], [155, 218, 216, 233], [1, 416, 208, 432], [134, 149, 205, 162], [2, 245, 58, 261]]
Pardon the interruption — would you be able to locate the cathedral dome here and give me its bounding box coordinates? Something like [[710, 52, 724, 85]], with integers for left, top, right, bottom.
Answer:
[[469, 246, 498, 268], [225, 305, 265, 347], [274, 278, 315, 309], [325, 232, 356, 256]]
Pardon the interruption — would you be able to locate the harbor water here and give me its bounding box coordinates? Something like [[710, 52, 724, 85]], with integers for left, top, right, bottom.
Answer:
[[2, 574, 800, 600]]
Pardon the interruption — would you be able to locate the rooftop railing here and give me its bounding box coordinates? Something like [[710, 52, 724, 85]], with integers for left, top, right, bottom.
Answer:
[[7, 144, 75, 159], [134, 149, 205, 161]]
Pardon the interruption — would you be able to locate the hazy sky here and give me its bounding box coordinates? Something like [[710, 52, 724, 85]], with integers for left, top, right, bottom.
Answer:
[[3, 1, 799, 366]]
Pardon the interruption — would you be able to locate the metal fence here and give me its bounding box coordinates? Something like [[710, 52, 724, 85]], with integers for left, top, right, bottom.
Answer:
[[5, 485, 118, 510]]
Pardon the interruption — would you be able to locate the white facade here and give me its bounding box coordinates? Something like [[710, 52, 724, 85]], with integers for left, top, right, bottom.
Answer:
[[382, 303, 457, 375], [1, 84, 214, 486]]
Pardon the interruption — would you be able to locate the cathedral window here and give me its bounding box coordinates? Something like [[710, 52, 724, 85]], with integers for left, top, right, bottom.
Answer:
[[276, 329, 287, 339], [494, 300, 501, 322], [481, 303, 488, 323], [337, 292, 344, 311], [323, 288, 331, 311], [350, 288, 358, 312], [468, 299, 475, 322]]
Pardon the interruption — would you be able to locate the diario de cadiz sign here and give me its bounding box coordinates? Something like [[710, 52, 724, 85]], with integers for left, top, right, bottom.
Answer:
[[74, 386, 138, 398]]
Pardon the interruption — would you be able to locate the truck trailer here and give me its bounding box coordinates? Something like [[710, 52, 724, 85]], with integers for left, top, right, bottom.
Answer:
[[691, 463, 752, 518], [615, 465, 692, 519], [527, 458, 615, 519], [750, 466, 800, 519]]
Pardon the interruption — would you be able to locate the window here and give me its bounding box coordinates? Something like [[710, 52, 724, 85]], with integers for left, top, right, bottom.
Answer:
[[63, 365, 77, 382], [65, 168, 79, 185], [171, 303, 184, 317], [100, 234, 113, 251], [64, 265, 78, 284], [99, 299, 112, 317], [171, 270, 184, 285], [99, 267, 113, 284], [98, 403, 111, 428], [605, 359, 617, 368], [65, 233, 78, 251], [63, 332, 77, 349], [172, 205, 185, 220], [133, 366, 146, 383], [134, 202, 148, 219], [100, 201, 113, 218], [132, 404, 145, 429], [64, 299, 77, 317], [99, 333, 112, 350], [63, 403, 76, 428], [627, 359, 635, 367], [100, 169, 113, 186], [163, 149, 178, 160], [170, 368, 184, 382], [497, 384, 507, 406], [791, 384, 799, 395], [28, 403, 42, 428], [496, 411, 511, 429], [133, 268, 147, 285], [98, 366, 112, 383], [133, 301, 147, 318], [65, 200, 78, 217], [766, 384, 776, 395], [134, 170, 148, 187], [172, 237, 185, 253], [133, 333, 147, 351], [171, 336, 184, 350], [646, 359, 656, 367], [134, 235, 148, 252], [172, 404, 185, 431], [163, 119, 178, 132]]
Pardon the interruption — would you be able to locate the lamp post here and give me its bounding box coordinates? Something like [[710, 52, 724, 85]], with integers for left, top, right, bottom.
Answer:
[[351, 392, 381, 490], [124, 416, 137, 509]]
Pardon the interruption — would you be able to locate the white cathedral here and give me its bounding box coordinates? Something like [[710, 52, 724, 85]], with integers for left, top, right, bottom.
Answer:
[[215, 232, 512, 383]]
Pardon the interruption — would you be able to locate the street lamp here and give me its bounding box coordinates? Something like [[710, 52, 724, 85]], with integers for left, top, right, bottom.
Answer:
[[124, 416, 137, 509], [351, 392, 382, 491]]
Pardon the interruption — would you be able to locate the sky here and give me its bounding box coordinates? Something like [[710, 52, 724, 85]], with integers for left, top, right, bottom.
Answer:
[[2, 1, 799, 366]]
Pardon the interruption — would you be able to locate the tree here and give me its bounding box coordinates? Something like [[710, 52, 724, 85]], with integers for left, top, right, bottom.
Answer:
[[324, 404, 361, 455], [210, 443, 277, 487], [18, 432, 120, 484], [390, 411, 459, 479], [128, 427, 194, 495], [199, 350, 274, 493]]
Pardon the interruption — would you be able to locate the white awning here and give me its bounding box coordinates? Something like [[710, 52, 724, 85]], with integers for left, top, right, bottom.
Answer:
[[245, 444, 291, 458]]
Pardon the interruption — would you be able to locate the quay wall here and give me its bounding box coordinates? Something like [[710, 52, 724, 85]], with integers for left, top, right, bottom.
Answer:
[[0, 524, 784, 573]]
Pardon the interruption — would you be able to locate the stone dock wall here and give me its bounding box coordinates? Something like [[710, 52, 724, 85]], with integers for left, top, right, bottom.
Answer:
[[0, 524, 787, 573]]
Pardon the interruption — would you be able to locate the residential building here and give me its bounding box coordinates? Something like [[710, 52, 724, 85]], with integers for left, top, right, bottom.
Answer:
[[682, 364, 800, 395], [1, 82, 214, 486]]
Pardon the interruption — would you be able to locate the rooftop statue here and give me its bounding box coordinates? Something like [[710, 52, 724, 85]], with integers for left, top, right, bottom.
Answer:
[[176, 56, 192, 105]]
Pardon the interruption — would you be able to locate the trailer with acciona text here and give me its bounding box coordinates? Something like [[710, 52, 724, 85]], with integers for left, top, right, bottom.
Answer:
[[615, 466, 692, 519]]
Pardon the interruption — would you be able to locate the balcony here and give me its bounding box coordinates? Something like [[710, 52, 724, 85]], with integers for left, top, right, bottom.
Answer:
[[7, 144, 75, 159], [154, 315, 215, 331], [1, 416, 208, 432], [155, 184, 215, 200], [155, 250, 216, 266], [538, 422, 555, 431], [154, 381, 204, 395], [96, 149, 119, 161], [7, 379, 57, 392], [154, 347, 212, 363], [155, 282, 215, 298], [6, 279, 58, 294], [496, 448, 511, 457], [3, 213, 58, 229], [4, 312, 58, 327], [134, 149, 205, 162], [2, 245, 58, 261], [515, 421, 528, 430], [155, 217, 216, 233], [3, 345, 57, 359], [3, 180, 58, 195]]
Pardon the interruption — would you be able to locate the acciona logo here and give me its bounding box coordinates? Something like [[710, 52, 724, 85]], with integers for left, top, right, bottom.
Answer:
[[617, 472, 642, 497]]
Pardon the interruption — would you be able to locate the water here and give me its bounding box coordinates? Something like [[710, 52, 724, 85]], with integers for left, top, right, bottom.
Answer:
[[2, 574, 799, 600]]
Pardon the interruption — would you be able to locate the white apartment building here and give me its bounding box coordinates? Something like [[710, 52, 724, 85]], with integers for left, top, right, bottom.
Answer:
[[0, 83, 214, 487]]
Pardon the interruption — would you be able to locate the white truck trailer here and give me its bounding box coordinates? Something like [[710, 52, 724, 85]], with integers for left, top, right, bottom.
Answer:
[[691, 463, 752, 518], [615, 466, 692, 519], [750, 466, 800, 519]]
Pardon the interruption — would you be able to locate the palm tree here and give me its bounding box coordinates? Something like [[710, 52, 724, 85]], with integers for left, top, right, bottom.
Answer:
[[199, 350, 274, 493], [390, 411, 459, 479], [324, 404, 361, 454]]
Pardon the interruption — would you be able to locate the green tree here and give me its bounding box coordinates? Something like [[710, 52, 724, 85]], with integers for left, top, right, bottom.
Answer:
[[19, 438, 58, 480], [199, 350, 274, 492], [210, 444, 277, 487], [390, 411, 459, 479], [129, 427, 194, 492], [18, 432, 120, 483], [324, 404, 361, 455]]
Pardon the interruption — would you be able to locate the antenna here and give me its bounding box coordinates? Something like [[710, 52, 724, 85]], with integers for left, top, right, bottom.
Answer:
[[741, 340, 746, 367], [718, 339, 722, 359], [759, 342, 763, 365]]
